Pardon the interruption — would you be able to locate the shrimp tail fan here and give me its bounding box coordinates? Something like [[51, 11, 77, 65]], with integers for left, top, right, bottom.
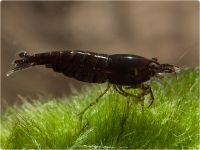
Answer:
[[7, 51, 36, 76]]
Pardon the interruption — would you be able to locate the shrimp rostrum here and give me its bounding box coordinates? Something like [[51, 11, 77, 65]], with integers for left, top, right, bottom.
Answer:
[[8, 50, 179, 115]]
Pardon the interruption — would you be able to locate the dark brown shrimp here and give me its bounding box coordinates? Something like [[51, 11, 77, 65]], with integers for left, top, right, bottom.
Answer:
[[7, 50, 179, 116]]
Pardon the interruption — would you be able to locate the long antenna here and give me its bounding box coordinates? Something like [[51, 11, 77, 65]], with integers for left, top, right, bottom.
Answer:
[[175, 49, 190, 66]]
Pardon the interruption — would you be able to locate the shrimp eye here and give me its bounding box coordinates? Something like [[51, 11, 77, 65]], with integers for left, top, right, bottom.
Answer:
[[149, 62, 160, 68], [152, 57, 158, 62]]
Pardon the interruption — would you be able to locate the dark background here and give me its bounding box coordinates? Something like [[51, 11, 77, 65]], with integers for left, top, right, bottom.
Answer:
[[1, 1, 199, 107]]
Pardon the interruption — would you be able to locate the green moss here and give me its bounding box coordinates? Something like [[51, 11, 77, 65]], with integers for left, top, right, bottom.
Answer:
[[1, 68, 199, 149]]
